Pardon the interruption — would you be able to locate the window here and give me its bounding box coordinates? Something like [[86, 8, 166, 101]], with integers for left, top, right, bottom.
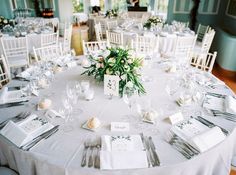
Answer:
[[226, 0, 236, 19], [10, 0, 27, 10], [112, 0, 127, 11]]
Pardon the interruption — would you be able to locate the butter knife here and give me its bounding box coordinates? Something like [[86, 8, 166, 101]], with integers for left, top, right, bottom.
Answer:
[[140, 133, 151, 167], [21, 125, 59, 151], [196, 116, 229, 135], [148, 137, 160, 166]]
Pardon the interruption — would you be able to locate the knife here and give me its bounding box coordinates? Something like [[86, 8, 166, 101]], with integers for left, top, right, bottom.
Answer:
[[197, 116, 229, 135], [140, 133, 151, 167], [21, 125, 59, 151], [148, 136, 160, 166], [0, 101, 28, 109]]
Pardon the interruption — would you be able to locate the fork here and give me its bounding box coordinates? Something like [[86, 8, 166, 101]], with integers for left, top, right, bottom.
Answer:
[[81, 140, 90, 167], [0, 111, 31, 129], [94, 138, 101, 169], [88, 141, 95, 168]]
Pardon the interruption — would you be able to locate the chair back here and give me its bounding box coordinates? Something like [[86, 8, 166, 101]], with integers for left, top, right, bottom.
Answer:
[[94, 18, 107, 36], [62, 24, 73, 54], [0, 55, 10, 88], [201, 29, 215, 53], [82, 40, 109, 55], [174, 35, 197, 57], [106, 30, 123, 47], [106, 20, 118, 30], [141, 13, 151, 24], [131, 35, 159, 56], [190, 51, 217, 72], [95, 22, 103, 41], [41, 32, 59, 47], [196, 24, 210, 42], [1, 37, 29, 68], [33, 45, 61, 62]]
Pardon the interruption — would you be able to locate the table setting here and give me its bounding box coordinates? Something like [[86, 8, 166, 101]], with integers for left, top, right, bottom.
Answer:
[[0, 46, 236, 175]]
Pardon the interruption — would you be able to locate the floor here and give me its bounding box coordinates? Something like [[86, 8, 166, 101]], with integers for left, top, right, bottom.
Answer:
[[212, 64, 236, 175]]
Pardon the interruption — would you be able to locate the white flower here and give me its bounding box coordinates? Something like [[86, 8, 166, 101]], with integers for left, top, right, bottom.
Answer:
[[126, 81, 133, 88], [106, 68, 112, 75], [96, 63, 100, 68], [124, 64, 130, 72], [3, 19, 8, 24], [121, 74, 127, 80], [108, 57, 116, 66], [102, 50, 110, 58], [115, 71, 120, 76], [127, 59, 133, 64]]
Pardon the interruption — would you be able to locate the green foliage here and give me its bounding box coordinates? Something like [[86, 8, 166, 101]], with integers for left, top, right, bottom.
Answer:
[[72, 0, 84, 13], [81, 47, 146, 96], [143, 16, 163, 29]]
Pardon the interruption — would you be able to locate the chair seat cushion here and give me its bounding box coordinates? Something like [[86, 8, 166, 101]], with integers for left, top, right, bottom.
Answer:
[[0, 167, 18, 175]]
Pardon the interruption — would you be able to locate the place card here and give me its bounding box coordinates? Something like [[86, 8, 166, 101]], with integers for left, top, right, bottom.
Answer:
[[104, 75, 119, 97], [168, 112, 184, 125], [111, 122, 130, 132]]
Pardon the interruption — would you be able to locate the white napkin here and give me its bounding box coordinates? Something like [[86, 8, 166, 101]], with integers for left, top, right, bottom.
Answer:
[[189, 126, 225, 153], [225, 96, 236, 114], [100, 135, 148, 170], [0, 87, 8, 104], [0, 114, 54, 147]]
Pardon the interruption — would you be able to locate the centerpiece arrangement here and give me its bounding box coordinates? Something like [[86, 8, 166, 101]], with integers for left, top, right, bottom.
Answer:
[[0, 16, 14, 30], [81, 47, 145, 96], [105, 9, 118, 18], [143, 16, 163, 30]]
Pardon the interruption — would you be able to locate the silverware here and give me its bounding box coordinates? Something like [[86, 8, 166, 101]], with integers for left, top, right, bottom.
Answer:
[[206, 92, 225, 99], [196, 116, 229, 135], [148, 136, 160, 166], [140, 133, 151, 167], [81, 140, 90, 167], [164, 131, 197, 159], [94, 138, 101, 169], [21, 125, 59, 151], [0, 100, 28, 109], [144, 136, 155, 167], [88, 141, 95, 168], [211, 110, 236, 122], [0, 111, 31, 129]]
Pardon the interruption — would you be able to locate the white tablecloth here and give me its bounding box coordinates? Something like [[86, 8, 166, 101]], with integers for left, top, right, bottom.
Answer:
[[0, 61, 236, 175]]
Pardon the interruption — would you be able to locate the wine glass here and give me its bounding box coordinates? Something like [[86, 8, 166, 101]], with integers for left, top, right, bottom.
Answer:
[[122, 83, 139, 109], [61, 94, 73, 132]]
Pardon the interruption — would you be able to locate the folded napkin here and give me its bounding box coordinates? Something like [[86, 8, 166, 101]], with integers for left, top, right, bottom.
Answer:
[[0, 114, 54, 147], [0, 87, 8, 104], [189, 126, 225, 153], [225, 96, 236, 114], [100, 135, 148, 170], [165, 64, 176, 73]]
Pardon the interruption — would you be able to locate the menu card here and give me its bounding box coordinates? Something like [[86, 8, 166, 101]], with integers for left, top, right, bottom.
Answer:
[[0, 114, 54, 147]]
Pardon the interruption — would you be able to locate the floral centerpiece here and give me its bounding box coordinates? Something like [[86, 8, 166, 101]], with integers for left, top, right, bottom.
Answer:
[[143, 16, 163, 29], [105, 9, 118, 18], [81, 47, 146, 96], [0, 16, 14, 30]]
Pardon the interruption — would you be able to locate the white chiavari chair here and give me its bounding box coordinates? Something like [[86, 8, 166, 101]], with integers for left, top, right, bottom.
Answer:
[[82, 40, 110, 55], [195, 29, 215, 53], [1, 37, 29, 68], [131, 35, 159, 56], [41, 32, 59, 47], [190, 51, 217, 72], [94, 18, 107, 36], [33, 45, 61, 62], [61, 24, 73, 55], [106, 30, 124, 48], [106, 20, 118, 30], [0, 55, 10, 88], [174, 35, 197, 57], [95, 22, 104, 41], [196, 24, 210, 42]]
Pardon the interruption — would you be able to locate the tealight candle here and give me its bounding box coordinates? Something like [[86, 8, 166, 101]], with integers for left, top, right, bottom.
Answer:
[[84, 89, 94, 101], [81, 81, 90, 92]]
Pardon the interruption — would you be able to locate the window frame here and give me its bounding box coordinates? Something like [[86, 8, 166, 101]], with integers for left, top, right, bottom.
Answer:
[[225, 0, 236, 19]]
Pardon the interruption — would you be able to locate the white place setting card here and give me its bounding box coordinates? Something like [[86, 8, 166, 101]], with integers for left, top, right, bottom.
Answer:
[[104, 75, 120, 97], [110, 122, 130, 132]]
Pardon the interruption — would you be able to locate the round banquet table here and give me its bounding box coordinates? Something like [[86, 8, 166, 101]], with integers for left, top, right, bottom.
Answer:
[[0, 59, 236, 175]]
